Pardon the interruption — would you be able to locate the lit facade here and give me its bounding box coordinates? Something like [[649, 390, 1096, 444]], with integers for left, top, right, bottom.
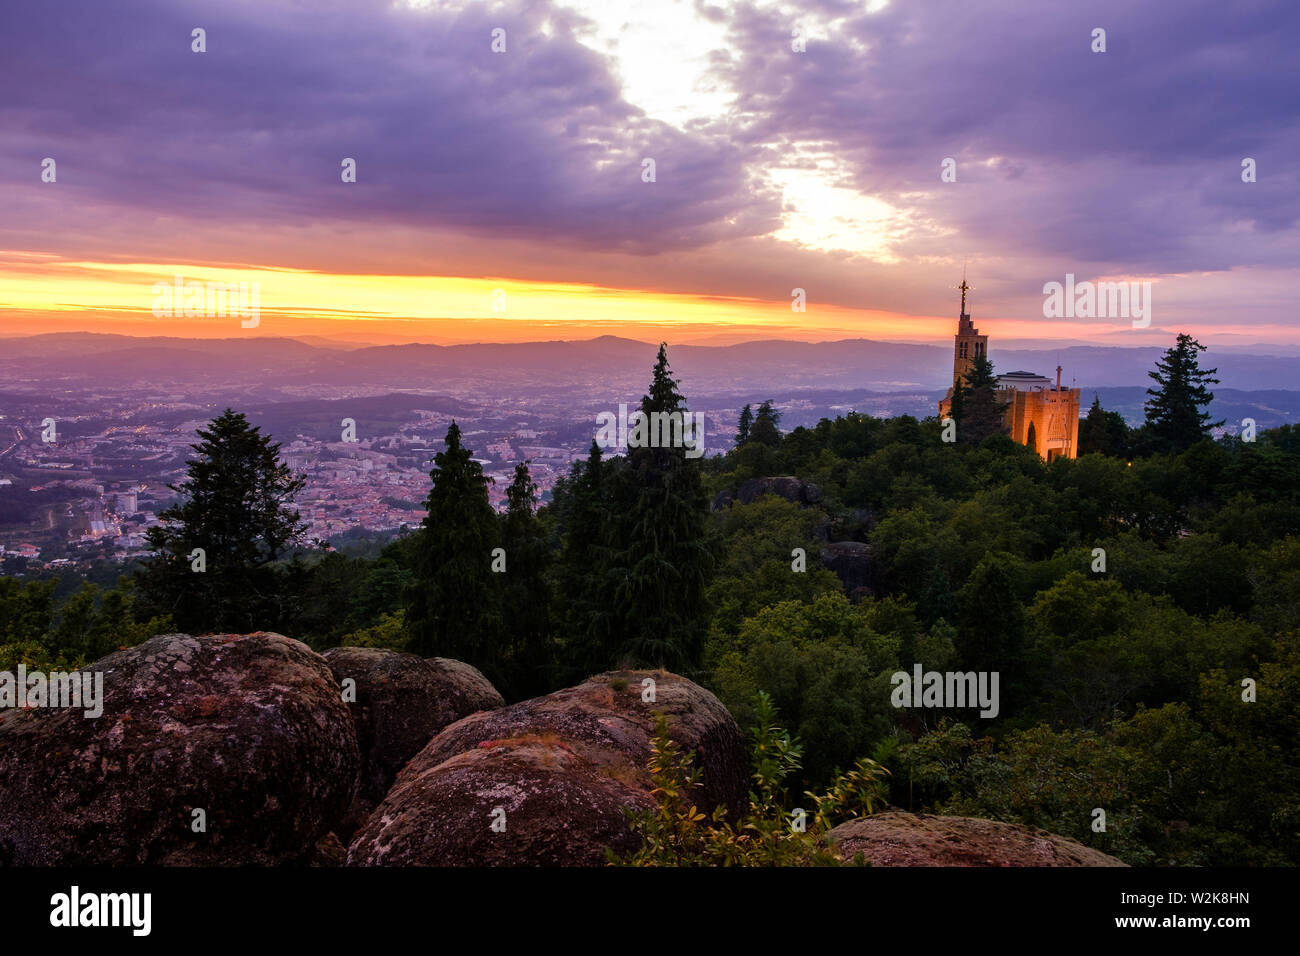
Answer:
[[938, 280, 1081, 461]]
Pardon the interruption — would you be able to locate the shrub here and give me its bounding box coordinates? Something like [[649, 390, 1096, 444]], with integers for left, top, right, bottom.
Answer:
[[612, 692, 889, 866]]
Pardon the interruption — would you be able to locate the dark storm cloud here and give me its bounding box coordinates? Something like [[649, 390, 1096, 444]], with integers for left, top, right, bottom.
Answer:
[[1, 0, 1295, 307], [0, 0, 780, 254]]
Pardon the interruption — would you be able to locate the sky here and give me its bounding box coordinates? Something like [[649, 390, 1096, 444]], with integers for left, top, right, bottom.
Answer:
[[0, 0, 1296, 347]]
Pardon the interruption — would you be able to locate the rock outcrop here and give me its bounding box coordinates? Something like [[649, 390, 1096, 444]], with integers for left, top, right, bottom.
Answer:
[[345, 736, 657, 866], [820, 540, 873, 595], [713, 476, 823, 511], [0, 632, 359, 866], [347, 670, 747, 866], [1, 634, 1131, 869], [322, 647, 503, 802], [406, 670, 746, 817], [739, 476, 823, 507], [827, 810, 1128, 867]]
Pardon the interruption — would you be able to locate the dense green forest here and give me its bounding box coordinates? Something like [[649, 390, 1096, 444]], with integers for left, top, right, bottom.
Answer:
[[3, 335, 1298, 865]]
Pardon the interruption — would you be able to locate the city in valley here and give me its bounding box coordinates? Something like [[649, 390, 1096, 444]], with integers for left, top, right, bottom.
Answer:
[[0, 333, 928, 570], [3, 328, 1297, 573]]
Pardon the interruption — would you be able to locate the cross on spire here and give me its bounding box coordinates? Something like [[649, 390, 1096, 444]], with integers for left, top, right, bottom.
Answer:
[[956, 269, 973, 318]]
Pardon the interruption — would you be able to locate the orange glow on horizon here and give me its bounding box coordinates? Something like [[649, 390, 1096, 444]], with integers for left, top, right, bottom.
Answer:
[[0, 254, 940, 344], [1, 253, 1292, 347]]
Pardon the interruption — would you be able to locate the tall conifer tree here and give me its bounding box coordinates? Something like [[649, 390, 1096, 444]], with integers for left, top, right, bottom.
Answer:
[[555, 440, 622, 678], [498, 461, 553, 697], [1079, 395, 1131, 457], [406, 421, 501, 670], [137, 409, 306, 632], [609, 344, 712, 670], [958, 355, 1006, 445], [749, 400, 782, 447], [735, 404, 754, 446], [1144, 334, 1222, 453]]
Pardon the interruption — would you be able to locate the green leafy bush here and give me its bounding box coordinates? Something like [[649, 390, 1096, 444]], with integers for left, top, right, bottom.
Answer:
[[613, 692, 889, 866]]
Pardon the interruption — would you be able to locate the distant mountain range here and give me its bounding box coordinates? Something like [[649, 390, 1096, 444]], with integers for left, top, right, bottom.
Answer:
[[2, 330, 1298, 436], [4, 331, 1297, 394]]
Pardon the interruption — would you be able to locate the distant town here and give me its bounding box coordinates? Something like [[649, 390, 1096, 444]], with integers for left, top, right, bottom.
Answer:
[[0, 391, 849, 571], [0, 408, 645, 568], [2, 331, 1295, 573]]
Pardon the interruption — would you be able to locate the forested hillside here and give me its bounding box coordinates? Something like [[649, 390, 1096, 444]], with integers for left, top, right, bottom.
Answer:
[[4, 342, 1297, 866]]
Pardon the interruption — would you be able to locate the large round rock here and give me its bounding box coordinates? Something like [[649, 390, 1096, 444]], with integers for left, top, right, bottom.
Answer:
[[346, 737, 656, 866], [828, 811, 1128, 866], [413, 670, 748, 817], [323, 648, 503, 802], [0, 632, 359, 865]]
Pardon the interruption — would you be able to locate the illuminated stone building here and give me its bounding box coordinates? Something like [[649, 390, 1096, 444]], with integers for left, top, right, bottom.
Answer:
[[938, 279, 1081, 460]]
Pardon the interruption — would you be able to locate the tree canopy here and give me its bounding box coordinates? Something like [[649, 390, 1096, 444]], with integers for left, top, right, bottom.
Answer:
[[1144, 333, 1223, 453], [136, 408, 307, 632]]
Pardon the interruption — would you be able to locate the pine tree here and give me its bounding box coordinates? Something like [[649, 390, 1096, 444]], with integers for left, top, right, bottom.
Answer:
[[136, 408, 307, 632], [554, 440, 622, 679], [964, 355, 998, 389], [608, 344, 712, 671], [947, 378, 968, 426], [405, 420, 502, 671], [736, 404, 754, 446], [1144, 334, 1223, 453], [1079, 395, 1107, 455], [749, 400, 782, 447], [958, 356, 1006, 446], [1079, 395, 1131, 457], [497, 461, 553, 698]]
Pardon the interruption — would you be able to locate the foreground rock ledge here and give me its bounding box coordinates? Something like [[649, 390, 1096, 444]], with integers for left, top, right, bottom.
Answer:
[[828, 810, 1128, 867], [405, 669, 747, 818], [322, 647, 503, 802], [0, 632, 358, 866], [347, 669, 748, 866], [346, 737, 656, 866]]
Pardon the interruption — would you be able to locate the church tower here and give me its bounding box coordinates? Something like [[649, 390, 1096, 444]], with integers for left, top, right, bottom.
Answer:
[[935, 273, 1081, 461], [952, 278, 987, 387]]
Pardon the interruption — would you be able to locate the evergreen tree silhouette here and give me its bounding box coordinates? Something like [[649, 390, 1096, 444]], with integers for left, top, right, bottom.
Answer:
[[608, 344, 712, 670], [406, 421, 502, 672], [735, 403, 754, 446], [137, 408, 306, 632], [497, 460, 553, 698], [1144, 334, 1222, 453]]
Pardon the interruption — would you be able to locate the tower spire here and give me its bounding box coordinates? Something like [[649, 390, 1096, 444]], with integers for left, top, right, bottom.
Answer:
[[957, 263, 972, 321], [949, 271, 985, 387]]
